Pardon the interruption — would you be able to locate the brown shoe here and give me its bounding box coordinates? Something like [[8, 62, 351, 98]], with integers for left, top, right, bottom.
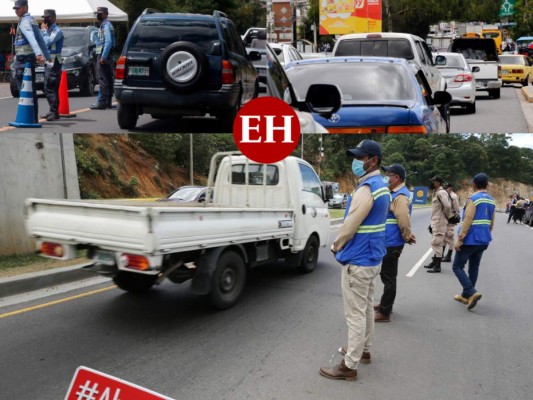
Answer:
[[375, 311, 391, 322], [467, 292, 482, 310], [319, 359, 357, 381], [373, 303, 380, 311], [454, 294, 469, 305], [338, 347, 371, 364]]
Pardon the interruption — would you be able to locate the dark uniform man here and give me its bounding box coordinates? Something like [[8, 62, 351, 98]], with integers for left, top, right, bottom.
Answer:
[[12, 0, 51, 122], [374, 164, 416, 322], [40, 9, 63, 121], [452, 173, 496, 310], [91, 6, 115, 110]]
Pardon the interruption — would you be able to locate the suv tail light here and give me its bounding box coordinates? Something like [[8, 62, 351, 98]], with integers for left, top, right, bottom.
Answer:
[[222, 60, 234, 84], [498, 64, 502, 79], [115, 56, 127, 80], [454, 73, 473, 82]]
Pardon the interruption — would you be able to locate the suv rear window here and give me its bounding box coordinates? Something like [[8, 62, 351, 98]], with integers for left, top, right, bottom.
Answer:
[[335, 39, 414, 60], [128, 19, 219, 53]]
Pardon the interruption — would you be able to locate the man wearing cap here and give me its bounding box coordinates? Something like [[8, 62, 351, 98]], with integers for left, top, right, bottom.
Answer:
[[452, 173, 495, 310], [374, 164, 416, 323], [424, 176, 452, 273], [442, 182, 461, 262], [13, 0, 52, 122], [40, 9, 63, 121], [90, 6, 115, 110], [320, 140, 390, 381]]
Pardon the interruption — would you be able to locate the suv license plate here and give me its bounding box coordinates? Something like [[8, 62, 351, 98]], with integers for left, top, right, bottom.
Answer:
[[128, 66, 150, 76], [93, 250, 115, 265]]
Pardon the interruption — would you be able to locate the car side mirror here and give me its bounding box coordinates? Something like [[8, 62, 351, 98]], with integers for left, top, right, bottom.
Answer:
[[248, 50, 262, 61], [433, 90, 452, 105], [323, 184, 334, 202], [305, 84, 342, 119], [435, 55, 446, 66], [471, 66, 480, 73]]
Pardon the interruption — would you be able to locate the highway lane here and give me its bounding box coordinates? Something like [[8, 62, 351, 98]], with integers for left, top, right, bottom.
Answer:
[[1, 209, 532, 399], [0, 83, 532, 133]]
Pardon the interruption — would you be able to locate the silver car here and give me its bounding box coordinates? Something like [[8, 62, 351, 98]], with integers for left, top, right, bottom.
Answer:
[[434, 52, 478, 114]]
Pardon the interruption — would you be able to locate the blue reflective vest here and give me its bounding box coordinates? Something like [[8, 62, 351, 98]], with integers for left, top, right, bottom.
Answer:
[[385, 186, 413, 247], [14, 13, 51, 59], [42, 23, 63, 56], [461, 191, 496, 246], [336, 175, 391, 266]]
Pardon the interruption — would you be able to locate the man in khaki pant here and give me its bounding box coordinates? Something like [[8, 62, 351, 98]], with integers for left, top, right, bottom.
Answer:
[[443, 182, 460, 262], [319, 140, 390, 381], [425, 176, 451, 273]]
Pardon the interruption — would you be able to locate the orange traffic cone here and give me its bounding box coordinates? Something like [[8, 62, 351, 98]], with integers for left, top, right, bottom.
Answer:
[[58, 70, 76, 118]]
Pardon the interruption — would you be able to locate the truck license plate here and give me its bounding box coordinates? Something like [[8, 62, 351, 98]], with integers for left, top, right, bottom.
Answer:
[[93, 250, 115, 265], [128, 66, 150, 76], [501, 69, 509, 74]]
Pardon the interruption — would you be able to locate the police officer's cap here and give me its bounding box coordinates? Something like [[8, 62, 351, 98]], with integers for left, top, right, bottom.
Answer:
[[429, 176, 445, 184], [95, 7, 109, 14], [382, 164, 406, 181], [13, 0, 28, 9], [346, 140, 382, 160], [472, 173, 489, 187], [42, 9, 56, 18]]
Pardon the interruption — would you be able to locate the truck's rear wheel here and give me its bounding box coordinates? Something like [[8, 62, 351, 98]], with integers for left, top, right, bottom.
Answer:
[[113, 271, 156, 293], [299, 235, 319, 273], [209, 251, 246, 310]]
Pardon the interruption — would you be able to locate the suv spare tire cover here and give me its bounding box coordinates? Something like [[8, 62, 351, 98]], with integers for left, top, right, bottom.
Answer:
[[160, 41, 209, 93]]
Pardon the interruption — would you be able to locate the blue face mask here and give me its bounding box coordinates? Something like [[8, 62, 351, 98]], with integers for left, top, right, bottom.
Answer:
[[382, 176, 390, 185], [352, 159, 368, 178]]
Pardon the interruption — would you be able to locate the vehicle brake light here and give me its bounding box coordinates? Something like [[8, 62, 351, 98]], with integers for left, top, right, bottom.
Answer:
[[115, 56, 127, 80], [222, 60, 234, 84], [366, 34, 382, 39], [454, 73, 473, 82], [40, 242, 65, 258], [119, 254, 150, 271], [498, 65, 501, 79], [512, 69, 524, 74]]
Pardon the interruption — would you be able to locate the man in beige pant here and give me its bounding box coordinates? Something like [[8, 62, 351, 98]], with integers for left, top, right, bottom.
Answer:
[[443, 182, 460, 262], [425, 176, 452, 273], [319, 140, 390, 381]]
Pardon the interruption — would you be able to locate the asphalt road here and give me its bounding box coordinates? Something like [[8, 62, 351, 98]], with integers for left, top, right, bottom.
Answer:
[[1, 209, 532, 400], [1, 83, 533, 133]]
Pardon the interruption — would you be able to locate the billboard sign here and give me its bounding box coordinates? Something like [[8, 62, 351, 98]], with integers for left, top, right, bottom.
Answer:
[[412, 186, 429, 205], [319, 0, 382, 35]]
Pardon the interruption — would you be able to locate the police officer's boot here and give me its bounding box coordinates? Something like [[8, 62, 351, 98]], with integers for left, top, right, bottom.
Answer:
[[427, 257, 442, 273], [442, 249, 453, 262], [424, 255, 436, 269]]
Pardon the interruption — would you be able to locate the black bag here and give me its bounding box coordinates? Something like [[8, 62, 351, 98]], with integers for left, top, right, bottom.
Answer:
[[428, 225, 433, 234], [447, 213, 461, 224]]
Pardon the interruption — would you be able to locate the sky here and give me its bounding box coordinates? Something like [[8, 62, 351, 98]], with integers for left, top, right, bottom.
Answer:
[[509, 133, 533, 149]]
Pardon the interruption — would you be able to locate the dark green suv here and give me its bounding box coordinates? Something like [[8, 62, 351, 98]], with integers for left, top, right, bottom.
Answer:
[[114, 9, 260, 130]]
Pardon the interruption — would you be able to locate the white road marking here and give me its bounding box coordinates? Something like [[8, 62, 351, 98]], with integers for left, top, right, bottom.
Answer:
[[406, 247, 434, 277]]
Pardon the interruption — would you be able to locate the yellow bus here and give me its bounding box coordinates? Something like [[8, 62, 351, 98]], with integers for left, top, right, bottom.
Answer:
[[482, 29, 503, 54]]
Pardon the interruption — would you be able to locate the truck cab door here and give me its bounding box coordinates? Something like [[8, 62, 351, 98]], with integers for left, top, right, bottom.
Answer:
[[295, 162, 331, 250]]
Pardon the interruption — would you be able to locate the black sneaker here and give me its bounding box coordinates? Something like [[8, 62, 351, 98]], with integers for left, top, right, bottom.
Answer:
[[46, 114, 60, 121], [40, 112, 52, 119], [90, 103, 109, 110]]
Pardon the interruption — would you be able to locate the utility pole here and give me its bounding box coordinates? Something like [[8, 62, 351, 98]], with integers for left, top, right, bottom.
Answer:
[[291, 0, 297, 46]]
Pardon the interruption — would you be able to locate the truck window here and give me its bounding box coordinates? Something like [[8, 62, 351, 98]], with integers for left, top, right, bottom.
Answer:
[[231, 164, 279, 185], [298, 163, 322, 197], [335, 39, 414, 60]]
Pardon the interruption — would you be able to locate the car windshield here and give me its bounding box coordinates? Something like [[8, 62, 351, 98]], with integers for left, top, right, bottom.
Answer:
[[499, 56, 525, 65], [286, 62, 415, 103], [63, 30, 86, 48], [129, 19, 219, 52], [335, 39, 414, 60], [436, 54, 465, 68], [168, 187, 204, 201]]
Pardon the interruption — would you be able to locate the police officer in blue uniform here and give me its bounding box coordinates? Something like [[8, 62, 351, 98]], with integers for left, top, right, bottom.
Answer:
[[40, 9, 63, 121], [452, 173, 496, 311], [90, 6, 115, 110], [13, 0, 51, 122]]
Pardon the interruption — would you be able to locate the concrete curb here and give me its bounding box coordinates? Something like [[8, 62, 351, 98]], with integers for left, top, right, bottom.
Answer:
[[521, 86, 533, 103], [0, 263, 94, 299]]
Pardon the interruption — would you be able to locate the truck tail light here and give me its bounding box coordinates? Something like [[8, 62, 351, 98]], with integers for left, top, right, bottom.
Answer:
[[115, 56, 127, 80], [512, 68, 524, 74], [119, 254, 150, 271], [222, 60, 234, 84], [498, 64, 502, 79], [454, 73, 473, 82], [40, 242, 65, 258], [387, 125, 428, 134]]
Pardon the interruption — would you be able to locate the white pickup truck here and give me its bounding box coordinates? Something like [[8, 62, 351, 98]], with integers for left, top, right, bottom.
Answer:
[[450, 38, 502, 99], [25, 152, 333, 309]]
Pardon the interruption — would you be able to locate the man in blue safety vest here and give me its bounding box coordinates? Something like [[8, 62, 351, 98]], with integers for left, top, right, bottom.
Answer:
[[40, 9, 63, 121], [320, 140, 391, 382], [90, 6, 115, 110], [374, 163, 416, 323], [452, 173, 496, 311], [12, 0, 51, 122]]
